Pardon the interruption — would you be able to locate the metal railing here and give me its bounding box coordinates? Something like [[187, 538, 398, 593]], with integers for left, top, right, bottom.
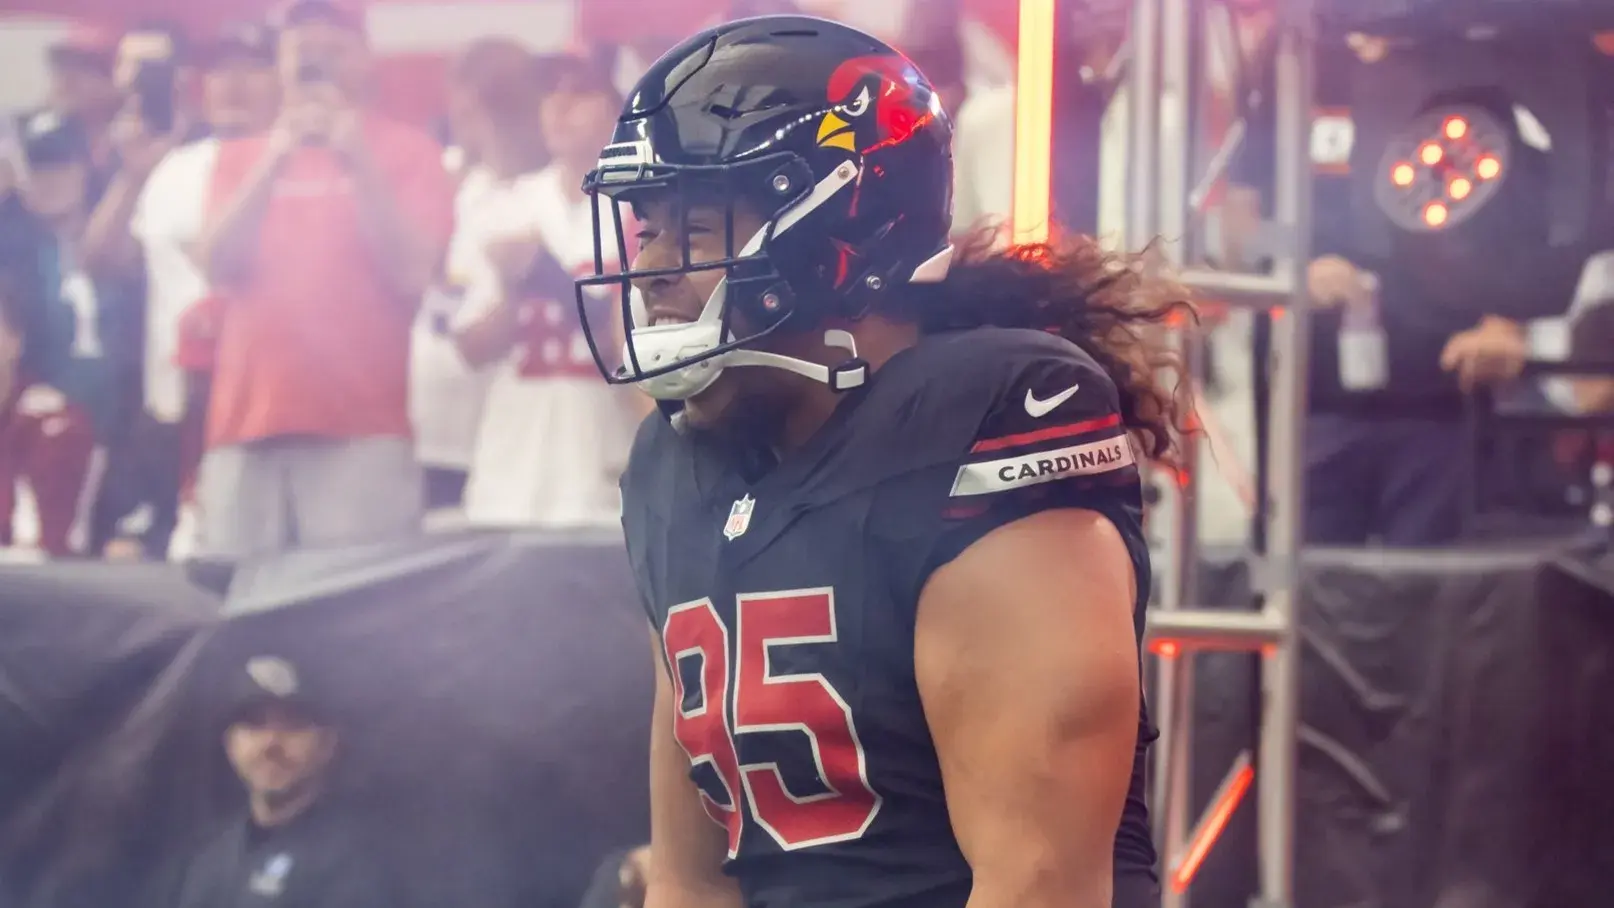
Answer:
[[1126, 0, 1316, 905]]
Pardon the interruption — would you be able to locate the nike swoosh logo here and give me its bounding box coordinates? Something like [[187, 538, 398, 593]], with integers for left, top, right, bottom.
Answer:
[[1024, 383, 1081, 418]]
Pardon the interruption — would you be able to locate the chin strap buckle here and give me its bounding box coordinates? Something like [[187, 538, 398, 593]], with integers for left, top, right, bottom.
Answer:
[[823, 329, 868, 392], [829, 359, 869, 392]]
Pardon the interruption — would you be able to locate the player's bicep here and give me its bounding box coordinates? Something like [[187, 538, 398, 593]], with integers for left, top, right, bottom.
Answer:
[[646, 629, 742, 908], [914, 508, 1140, 908]]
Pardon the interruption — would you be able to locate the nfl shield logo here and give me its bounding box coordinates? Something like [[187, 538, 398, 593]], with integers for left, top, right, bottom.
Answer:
[[724, 495, 756, 541]]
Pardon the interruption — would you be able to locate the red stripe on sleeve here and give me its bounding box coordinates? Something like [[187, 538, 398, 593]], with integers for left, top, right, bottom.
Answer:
[[969, 413, 1122, 454]]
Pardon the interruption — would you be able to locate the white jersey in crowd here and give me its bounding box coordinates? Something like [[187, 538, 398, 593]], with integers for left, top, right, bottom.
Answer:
[[130, 137, 219, 424], [410, 166, 500, 472], [455, 162, 640, 530]]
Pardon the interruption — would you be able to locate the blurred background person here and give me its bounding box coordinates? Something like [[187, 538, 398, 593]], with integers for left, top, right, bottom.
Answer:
[[38, 25, 122, 189], [14, 111, 144, 553], [86, 23, 282, 561], [172, 656, 404, 908], [0, 277, 97, 559], [899, 0, 1014, 242], [1223, 35, 1534, 547], [455, 54, 643, 529], [1563, 252, 1614, 416], [195, 0, 453, 559], [409, 38, 543, 520]]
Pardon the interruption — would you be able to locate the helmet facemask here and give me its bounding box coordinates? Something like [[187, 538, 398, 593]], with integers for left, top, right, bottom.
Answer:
[[576, 148, 874, 402]]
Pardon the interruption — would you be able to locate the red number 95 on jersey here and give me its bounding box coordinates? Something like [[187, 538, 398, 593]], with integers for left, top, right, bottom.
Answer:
[[662, 588, 881, 858]]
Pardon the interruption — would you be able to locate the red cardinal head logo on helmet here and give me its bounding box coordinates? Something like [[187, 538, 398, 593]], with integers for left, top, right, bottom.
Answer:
[[817, 55, 935, 156]]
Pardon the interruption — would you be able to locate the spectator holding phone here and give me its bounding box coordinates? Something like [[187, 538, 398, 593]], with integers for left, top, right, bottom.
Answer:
[[193, 0, 453, 559], [83, 24, 281, 560]]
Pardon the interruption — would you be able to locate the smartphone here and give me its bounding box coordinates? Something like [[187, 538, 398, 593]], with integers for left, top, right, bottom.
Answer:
[[131, 61, 176, 135], [296, 60, 333, 86]]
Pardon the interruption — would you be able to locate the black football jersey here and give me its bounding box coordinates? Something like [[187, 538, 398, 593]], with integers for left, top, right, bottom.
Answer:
[[621, 327, 1159, 908]]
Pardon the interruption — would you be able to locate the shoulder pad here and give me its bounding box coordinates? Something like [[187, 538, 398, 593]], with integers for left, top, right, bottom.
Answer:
[[886, 328, 1133, 497], [879, 327, 1117, 428]]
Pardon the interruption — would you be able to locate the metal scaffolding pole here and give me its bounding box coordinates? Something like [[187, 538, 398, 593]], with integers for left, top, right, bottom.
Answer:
[[1147, 0, 1199, 904], [1126, 0, 1315, 904]]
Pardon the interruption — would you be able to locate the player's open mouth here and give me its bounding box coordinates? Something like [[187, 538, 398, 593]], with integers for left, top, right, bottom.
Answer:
[[648, 310, 696, 327]]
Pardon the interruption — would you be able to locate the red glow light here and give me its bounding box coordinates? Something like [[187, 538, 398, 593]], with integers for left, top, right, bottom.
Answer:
[[1476, 155, 1502, 180], [1443, 116, 1468, 140], [1419, 143, 1444, 166], [1391, 163, 1416, 187], [1448, 177, 1473, 201], [1423, 202, 1449, 227]]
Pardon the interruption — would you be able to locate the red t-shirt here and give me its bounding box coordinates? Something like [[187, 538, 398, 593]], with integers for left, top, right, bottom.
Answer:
[[204, 117, 454, 448], [0, 382, 97, 557]]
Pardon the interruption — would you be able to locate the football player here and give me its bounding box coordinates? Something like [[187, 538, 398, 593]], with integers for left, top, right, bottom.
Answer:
[[576, 16, 1188, 908]]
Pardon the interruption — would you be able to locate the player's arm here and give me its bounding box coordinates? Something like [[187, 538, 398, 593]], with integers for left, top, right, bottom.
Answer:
[[915, 508, 1140, 908], [645, 629, 743, 908]]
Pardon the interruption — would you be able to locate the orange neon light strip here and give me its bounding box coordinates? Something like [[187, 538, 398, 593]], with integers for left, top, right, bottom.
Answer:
[[1170, 762, 1255, 892], [1012, 0, 1057, 245]]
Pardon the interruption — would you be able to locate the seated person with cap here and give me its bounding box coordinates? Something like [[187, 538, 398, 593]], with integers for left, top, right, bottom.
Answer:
[[173, 655, 404, 908]]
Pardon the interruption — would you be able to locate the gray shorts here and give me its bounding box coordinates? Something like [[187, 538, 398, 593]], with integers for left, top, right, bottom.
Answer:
[[195, 435, 423, 560]]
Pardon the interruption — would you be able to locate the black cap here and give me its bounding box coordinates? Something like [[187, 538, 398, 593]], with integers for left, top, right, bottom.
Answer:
[[20, 110, 90, 169], [277, 0, 364, 33], [202, 23, 277, 69], [225, 655, 329, 724]]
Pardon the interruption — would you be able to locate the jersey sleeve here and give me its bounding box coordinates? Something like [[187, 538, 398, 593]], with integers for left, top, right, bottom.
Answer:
[[920, 341, 1144, 583]]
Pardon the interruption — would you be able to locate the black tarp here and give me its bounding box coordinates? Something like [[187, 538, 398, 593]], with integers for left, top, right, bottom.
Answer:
[[1185, 546, 1614, 908], [0, 562, 217, 820], [4, 535, 1613, 908]]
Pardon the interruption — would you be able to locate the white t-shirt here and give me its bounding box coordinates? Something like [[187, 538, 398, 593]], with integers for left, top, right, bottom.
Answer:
[[129, 138, 219, 424], [952, 83, 1016, 240], [460, 163, 640, 529], [408, 166, 506, 471]]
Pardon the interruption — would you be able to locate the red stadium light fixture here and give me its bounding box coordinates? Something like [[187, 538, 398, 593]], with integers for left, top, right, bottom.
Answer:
[[1347, 30, 1614, 321], [1374, 104, 1510, 234]]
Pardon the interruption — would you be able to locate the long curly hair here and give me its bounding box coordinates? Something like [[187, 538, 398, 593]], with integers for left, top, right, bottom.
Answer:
[[904, 231, 1196, 467]]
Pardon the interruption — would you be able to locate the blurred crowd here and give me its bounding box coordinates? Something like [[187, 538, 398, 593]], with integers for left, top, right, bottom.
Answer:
[[3, 0, 1614, 566], [0, 1, 665, 564], [0, 0, 1038, 567]]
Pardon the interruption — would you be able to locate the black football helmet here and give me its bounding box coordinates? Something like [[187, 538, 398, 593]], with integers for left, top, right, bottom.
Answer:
[[575, 15, 955, 402]]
